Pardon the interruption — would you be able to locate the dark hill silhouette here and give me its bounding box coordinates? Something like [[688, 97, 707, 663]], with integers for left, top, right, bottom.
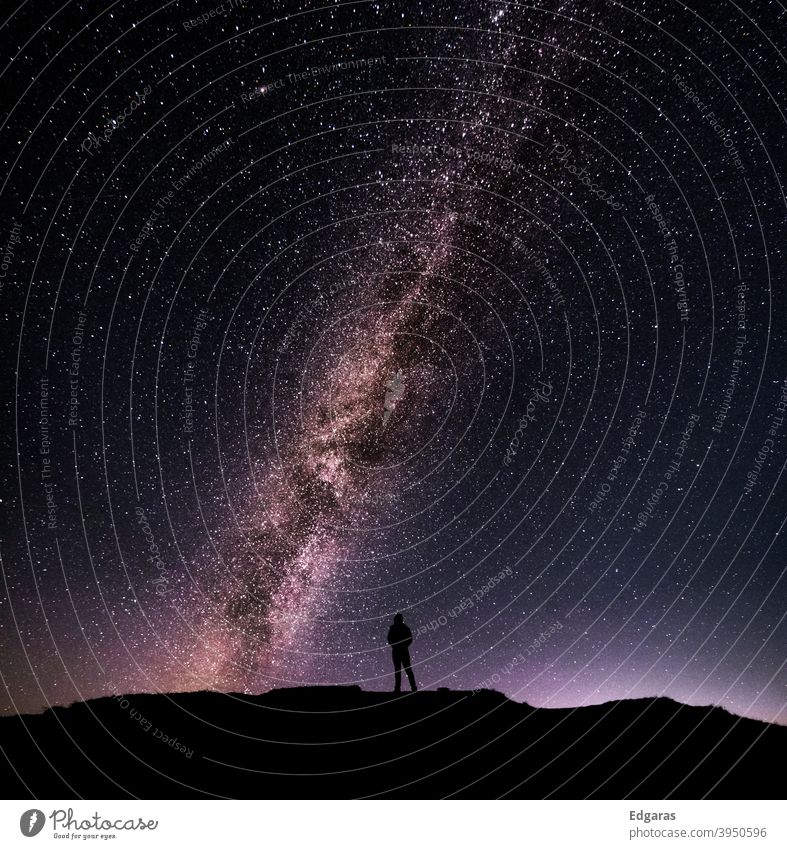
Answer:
[[0, 687, 782, 799]]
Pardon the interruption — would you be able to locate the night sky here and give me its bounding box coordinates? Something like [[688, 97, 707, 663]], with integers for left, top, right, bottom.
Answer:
[[1, 0, 785, 726]]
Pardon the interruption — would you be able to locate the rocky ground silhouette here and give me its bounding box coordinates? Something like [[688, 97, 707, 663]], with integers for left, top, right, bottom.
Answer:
[[1, 686, 782, 798]]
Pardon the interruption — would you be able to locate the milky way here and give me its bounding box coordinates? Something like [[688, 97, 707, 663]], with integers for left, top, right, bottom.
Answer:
[[1, 0, 786, 726]]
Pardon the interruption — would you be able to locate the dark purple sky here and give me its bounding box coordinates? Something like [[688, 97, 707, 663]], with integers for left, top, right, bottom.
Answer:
[[1, 0, 785, 726]]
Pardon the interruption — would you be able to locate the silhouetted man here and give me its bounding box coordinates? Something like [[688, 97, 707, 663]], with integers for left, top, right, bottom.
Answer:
[[387, 613, 417, 693]]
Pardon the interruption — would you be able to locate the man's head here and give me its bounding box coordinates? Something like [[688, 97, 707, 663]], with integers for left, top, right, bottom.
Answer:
[[393, 613, 404, 624]]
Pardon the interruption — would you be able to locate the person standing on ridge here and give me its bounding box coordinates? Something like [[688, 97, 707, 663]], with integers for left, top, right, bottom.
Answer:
[[387, 613, 417, 693]]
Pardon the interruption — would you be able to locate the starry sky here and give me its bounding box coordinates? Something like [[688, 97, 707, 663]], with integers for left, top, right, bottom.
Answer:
[[1, 0, 786, 725]]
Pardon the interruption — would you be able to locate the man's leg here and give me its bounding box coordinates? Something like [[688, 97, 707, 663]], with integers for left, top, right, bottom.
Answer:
[[393, 652, 402, 692], [403, 650, 417, 692]]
